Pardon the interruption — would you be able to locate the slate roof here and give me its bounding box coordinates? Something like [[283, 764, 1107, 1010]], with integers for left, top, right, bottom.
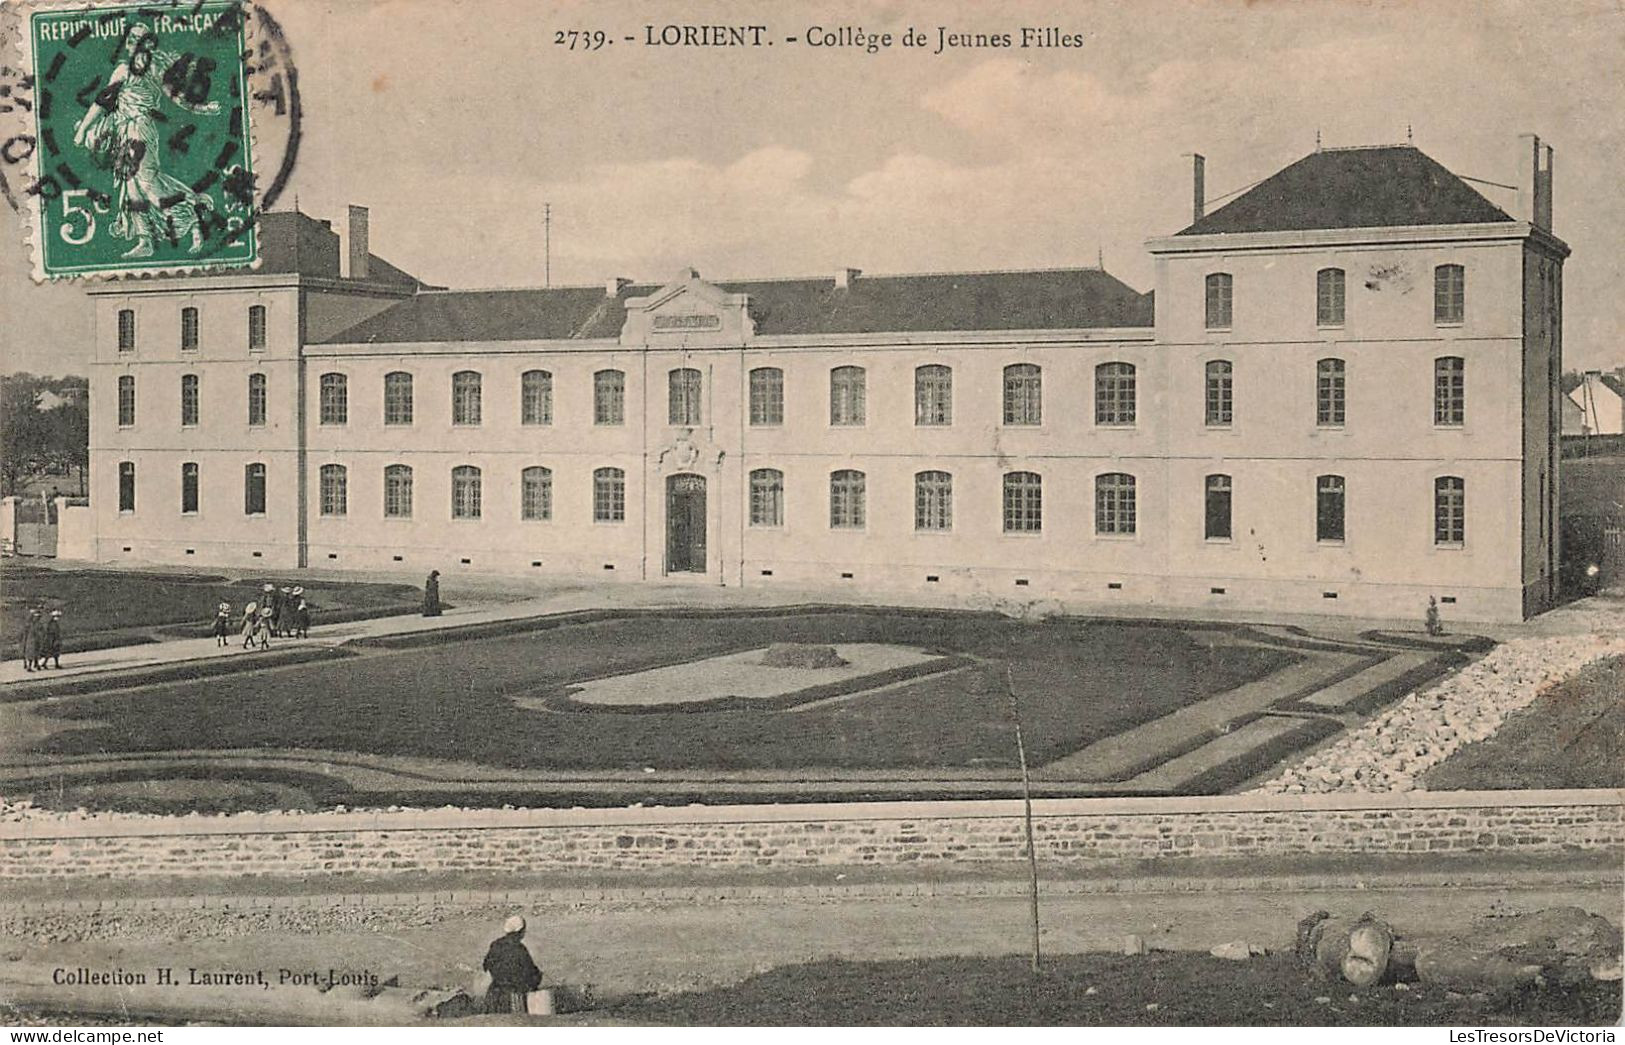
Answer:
[[1177, 146, 1515, 237], [319, 268, 1155, 344], [256, 212, 431, 289]]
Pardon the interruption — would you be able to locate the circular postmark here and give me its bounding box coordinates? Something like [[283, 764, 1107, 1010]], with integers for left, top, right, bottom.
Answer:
[[0, 0, 301, 275]]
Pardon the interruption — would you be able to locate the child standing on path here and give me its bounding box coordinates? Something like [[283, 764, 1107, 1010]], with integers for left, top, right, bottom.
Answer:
[[212, 602, 233, 647], [240, 600, 258, 650]]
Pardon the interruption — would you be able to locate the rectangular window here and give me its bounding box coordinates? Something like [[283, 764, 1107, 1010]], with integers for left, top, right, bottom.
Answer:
[[749, 468, 783, 527], [1316, 358, 1346, 427], [594, 370, 625, 426], [1003, 364, 1042, 425], [248, 305, 267, 352], [180, 307, 199, 351], [452, 465, 482, 519], [247, 373, 266, 426], [319, 464, 347, 516], [1205, 273, 1233, 330], [829, 469, 866, 529], [319, 373, 348, 425], [244, 463, 266, 515], [452, 371, 482, 426], [1317, 268, 1345, 327], [1434, 356, 1465, 426], [117, 309, 136, 352], [1316, 475, 1345, 542], [521, 466, 553, 520], [118, 461, 136, 512], [117, 375, 136, 426], [521, 370, 553, 426], [593, 467, 626, 522], [1095, 473, 1137, 535], [1003, 472, 1042, 533], [1095, 363, 1136, 426], [180, 374, 200, 427], [749, 368, 783, 426], [914, 471, 953, 531], [1204, 474, 1232, 540], [181, 462, 199, 514], [384, 372, 413, 425], [1435, 476, 1465, 544], [830, 367, 866, 426], [384, 465, 413, 518], [915, 366, 953, 426], [1434, 264, 1465, 324], [1205, 360, 1233, 427], [668, 368, 702, 426]]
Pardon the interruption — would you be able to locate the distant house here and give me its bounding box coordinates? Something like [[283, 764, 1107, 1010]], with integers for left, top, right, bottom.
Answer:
[[1562, 394, 1587, 436], [33, 387, 87, 412], [1567, 370, 1625, 435]]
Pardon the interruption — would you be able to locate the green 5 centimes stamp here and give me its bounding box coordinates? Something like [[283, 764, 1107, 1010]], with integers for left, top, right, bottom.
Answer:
[[23, 1, 259, 276]]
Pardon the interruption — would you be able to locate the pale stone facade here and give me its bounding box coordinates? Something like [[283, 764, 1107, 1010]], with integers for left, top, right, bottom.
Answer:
[[85, 137, 1568, 621]]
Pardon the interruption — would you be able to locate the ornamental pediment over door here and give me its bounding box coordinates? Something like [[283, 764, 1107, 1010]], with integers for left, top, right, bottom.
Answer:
[[621, 268, 754, 347]]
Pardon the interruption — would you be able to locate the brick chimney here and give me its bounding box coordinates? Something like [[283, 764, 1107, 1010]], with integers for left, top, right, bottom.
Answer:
[[835, 267, 861, 289], [345, 204, 370, 279], [1190, 154, 1205, 224], [605, 277, 632, 297], [1516, 134, 1553, 232]]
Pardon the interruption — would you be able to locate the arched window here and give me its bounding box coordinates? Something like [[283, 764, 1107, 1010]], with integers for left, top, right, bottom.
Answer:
[[521, 370, 553, 426], [1205, 272, 1233, 329], [319, 463, 347, 516], [1095, 362, 1136, 426], [915, 470, 953, 531], [521, 465, 553, 520], [1003, 363, 1042, 425], [1316, 358, 1346, 427], [1204, 360, 1233, 427], [594, 369, 624, 425], [383, 371, 413, 425], [384, 464, 413, 518], [1434, 264, 1465, 324], [669, 367, 702, 426], [1317, 268, 1345, 327], [118, 461, 136, 512], [180, 373, 200, 427], [829, 469, 866, 528], [1003, 471, 1042, 533], [181, 462, 199, 514], [117, 375, 136, 427], [1435, 476, 1465, 544], [247, 304, 267, 351], [915, 365, 953, 426], [1095, 472, 1137, 535], [749, 367, 783, 426], [593, 467, 625, 521], [319, 372, 347, 425], [452, 371, 482, 426], [1204, 474, 1232, 540], [749, 468, 783, 527], [451, 465, 482, 519], [1434, 356, 1465, 426], [117, 309, 136, 352], [830, 366, 866, 426], [247, 373, 266, 426], [1316, 474, 1346, 542], [243, 463, 266, 516], [180, 306, 199, 351]]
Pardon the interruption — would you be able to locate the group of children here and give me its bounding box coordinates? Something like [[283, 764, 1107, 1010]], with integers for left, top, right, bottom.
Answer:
[[210, 583, 312, 650], [17, 608, 63, 671]]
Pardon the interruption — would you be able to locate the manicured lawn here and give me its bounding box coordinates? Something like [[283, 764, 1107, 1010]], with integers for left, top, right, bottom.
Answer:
[[1422, 654, 1625, 791], [35, 612, 1297, 771], [609, 951, 1620, 1026], [0, 563, 420, 652]]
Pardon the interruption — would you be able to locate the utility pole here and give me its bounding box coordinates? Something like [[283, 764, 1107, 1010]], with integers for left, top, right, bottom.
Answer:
[[1006, 663, 1042, 975], [544, 202, 552, 288]]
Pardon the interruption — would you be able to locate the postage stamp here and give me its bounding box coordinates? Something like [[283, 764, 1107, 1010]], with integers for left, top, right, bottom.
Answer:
[[0, 0, 300, 280]]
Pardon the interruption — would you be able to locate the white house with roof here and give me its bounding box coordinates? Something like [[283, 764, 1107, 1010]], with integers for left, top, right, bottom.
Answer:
[[1566, 370, 1625, 435]]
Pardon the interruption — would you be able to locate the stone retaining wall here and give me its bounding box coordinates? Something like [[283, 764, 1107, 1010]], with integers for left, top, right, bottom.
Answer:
[[1, 791, 1618, 881]]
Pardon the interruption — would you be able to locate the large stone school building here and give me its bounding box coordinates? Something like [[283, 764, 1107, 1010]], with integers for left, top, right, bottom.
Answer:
[[86, 136, 1566, 621]]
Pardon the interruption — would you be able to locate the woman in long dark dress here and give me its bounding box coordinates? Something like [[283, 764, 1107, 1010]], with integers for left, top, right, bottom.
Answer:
[[423, 570, 442, 617]]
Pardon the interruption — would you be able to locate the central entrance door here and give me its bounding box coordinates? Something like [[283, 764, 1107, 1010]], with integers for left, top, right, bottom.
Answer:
[[666, 474, 707, 573]]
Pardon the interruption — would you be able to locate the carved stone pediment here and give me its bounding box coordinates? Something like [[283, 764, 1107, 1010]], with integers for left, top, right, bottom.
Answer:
[[621, 268, 753, 346]]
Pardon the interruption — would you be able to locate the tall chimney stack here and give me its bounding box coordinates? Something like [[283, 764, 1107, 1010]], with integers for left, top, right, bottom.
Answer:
[[1516, 134, 1554, 232], [346, 204, 370, 280], [1190, 154, 1206, 224]]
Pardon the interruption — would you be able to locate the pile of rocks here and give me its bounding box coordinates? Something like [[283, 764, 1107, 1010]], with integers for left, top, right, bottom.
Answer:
[[1255, 634, 1625, 795]]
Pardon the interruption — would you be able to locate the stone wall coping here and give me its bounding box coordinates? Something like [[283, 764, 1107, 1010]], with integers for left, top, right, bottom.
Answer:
[[2, 788, 1621, 842]]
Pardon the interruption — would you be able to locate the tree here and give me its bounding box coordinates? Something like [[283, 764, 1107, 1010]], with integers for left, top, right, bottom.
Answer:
[[0, 373, 89, 496]]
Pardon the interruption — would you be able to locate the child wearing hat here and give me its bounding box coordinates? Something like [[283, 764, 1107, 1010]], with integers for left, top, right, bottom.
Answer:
[[240, 600, 259, 650], [252, 605, 274, 650], [212, 602, 233, 647], [290, 588, 310, 638]]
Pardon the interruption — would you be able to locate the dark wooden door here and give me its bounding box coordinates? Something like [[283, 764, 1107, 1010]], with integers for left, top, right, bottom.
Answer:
[[666, 474, 707, 573]]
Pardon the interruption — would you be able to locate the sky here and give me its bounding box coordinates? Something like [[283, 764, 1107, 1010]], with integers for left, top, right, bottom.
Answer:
[[2, 0, 1623, 375]]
